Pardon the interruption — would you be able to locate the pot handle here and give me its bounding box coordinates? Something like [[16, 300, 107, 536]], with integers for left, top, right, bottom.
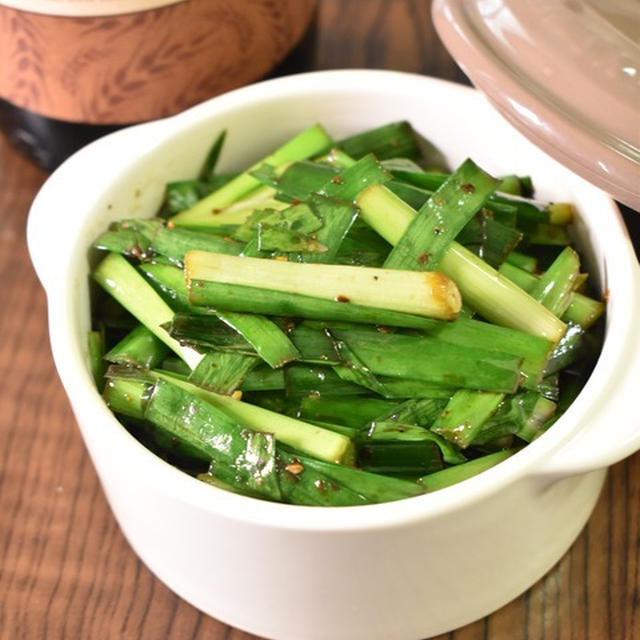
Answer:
[[532, 258, 640, 478], [27, 119, 165, 293]]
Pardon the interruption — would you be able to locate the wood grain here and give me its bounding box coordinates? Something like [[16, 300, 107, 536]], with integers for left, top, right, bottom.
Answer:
[[0, 1, 638, 639]]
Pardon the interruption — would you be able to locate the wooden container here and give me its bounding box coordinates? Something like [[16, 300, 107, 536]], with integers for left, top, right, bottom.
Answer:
[[0, 0, 317, 124]]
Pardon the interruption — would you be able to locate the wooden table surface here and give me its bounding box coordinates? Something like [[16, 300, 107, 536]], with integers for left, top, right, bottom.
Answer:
[[1, 2, 638, 639]]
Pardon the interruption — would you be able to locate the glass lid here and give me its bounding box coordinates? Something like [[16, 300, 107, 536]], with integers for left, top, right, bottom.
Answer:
[[432, 0, 640, 210]]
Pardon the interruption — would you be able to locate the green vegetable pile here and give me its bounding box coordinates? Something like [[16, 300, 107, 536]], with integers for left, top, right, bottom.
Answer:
[[89, 121, 605, 506]]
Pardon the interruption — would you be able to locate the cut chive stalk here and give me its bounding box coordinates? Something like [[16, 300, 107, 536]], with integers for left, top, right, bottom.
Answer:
[[387, 169, 449, 193], [271, 151, 389, 205], [304, 419, 358, 439], [279, 155, 391, 263], [459, 216, 524, 268], [469, 390, 554, 445], [104, 323, 169, 368], [274, 451, 370, 506], [546, 202, 575, 225], [386, 180, 432, 210], [337, 374, 454, 399], [138, 262, 191, 311], [535, 373, 560, 401], [356, 434, 446, 474], [573, 272, 589, 290], [418, 449, 515, 492], [329, 333, 389, 396], [188, 280, 444, 330], [188, 351, 258, 394], [169, 184, 278, 235], [92, 225, 150, 258], [498, 261, 536, 291], [337, 120, 420, 161], [276, 161, 337, 200], [384, 158, 499, 270], [431, 389, 505, 448], [217, 310, 300, 368], [334, 223, 392, 268], [198, 472, 253, 496], [240, 392, 291, 417], [240, 366, 285, 392], [328, 327, 523, 393], [88, 329, 106, 389], [298, 395, 397, 429], [260, 207, 328, 253], [317, 148, 357, 169], [174, 186, 289, 233], [225, 190, 289, 215], [185, 251, 461, 321], [368, 396, 449, 429], [93, 252, 202, 368], [198, 433, 398, 506], [499, 260, 604, 329], [363, 421, 465, 463], [216, 429, 282, 500], [388, 168, 551, 223], [493, 194, 549, 224], [103, 377, 150, 421], [171, 124, 333, 223], [158, 357, 191, 376], [543, 323, 587, 375], [249, 162, 283, 189], [505, 250, 538, 273], [356, 183, 416, 245], [119, 218, 243, 263], [524, 222, 571, 245], [167, 312, 253, 353], [324, 312, 550, 390], [437, 244, 566, 342], [161, 175, 235, 217], [514, 395, 557, 442], [233, 201, 323, 247], [355, 183, 566, 341], [293, 194, 359, 263], [152, 370, 354, 464], [428, 317, 554, 386], [498, 174, 528, 196], [357, 420, 466, 472], [529, 246, 580, 317], [283, 365, 367, 397], [381, 157, 425, 173], [284, 451, 424, 503], [562, 292, 605, 329], [167, 314, 338, 364], [199, 129, 227, 179], [319, 153, 391, 201], [145, 378, 283, 501]]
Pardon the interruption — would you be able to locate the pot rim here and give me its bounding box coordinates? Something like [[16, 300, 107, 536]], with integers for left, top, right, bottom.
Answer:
[[28, 69, 640, 533]]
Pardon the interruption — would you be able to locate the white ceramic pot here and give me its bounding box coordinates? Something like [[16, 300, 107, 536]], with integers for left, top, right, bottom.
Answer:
[[26, 71, 640, 640]]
